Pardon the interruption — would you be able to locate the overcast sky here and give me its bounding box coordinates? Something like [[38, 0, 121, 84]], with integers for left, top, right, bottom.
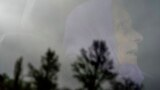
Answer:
[[0, 0, 159, 89]]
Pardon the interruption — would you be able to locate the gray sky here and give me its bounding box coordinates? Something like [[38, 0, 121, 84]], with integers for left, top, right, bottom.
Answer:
[[0, 0, 86, 88], [0, 0, 159, 89], [0, 0, 85, 73]]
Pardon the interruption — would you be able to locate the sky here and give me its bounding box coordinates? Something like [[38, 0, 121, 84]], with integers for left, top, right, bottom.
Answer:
[[0, 0, 159, 89], [0, 0, 85, 74]]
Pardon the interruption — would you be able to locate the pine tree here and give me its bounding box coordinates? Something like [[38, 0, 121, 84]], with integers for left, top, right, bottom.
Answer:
[[72, 40, 116, 90], [13, 57, 23, 90], [28, 49, 60, 90], [0, 74, 6, 90]]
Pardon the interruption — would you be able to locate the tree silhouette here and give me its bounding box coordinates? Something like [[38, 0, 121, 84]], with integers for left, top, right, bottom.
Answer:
[[13, 57, 23, 90], [0, 74, 6, 90], [28, 49, 60, 90], [72, 40, 116, 90], [112, 78, 143, 90]]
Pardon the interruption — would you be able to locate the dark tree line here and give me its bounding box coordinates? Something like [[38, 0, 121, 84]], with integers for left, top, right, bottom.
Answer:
[[0, 40, 143, 90]]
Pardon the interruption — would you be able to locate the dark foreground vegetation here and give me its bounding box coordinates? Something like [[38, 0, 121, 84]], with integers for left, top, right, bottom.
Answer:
[[0, 40, 143, 90]]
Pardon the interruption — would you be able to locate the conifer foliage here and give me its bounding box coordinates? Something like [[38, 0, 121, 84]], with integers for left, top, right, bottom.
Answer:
[[28, 49, 60, 90], [72, 40, 116, 90], [13, 57, 23, 90]]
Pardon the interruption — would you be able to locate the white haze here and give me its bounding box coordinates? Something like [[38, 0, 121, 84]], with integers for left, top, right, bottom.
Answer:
[[0, 0, 146, 88]]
